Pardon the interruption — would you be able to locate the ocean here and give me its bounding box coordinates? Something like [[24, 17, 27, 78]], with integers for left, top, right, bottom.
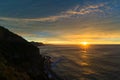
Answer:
[[39, 45, 120, 80]]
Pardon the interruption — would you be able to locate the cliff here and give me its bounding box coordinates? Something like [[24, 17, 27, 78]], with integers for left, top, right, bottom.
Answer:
[[0, 26, 49, 80]]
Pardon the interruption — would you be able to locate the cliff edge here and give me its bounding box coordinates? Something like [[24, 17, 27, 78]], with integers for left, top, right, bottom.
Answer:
[[0, 26, 49, 80]]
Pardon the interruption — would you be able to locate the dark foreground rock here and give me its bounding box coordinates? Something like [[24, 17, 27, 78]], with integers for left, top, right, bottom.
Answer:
[[0, 26, 49, 80]]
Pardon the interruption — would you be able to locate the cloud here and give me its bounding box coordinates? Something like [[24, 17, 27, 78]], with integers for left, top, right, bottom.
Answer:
[[24, 14, 71, 22], [0, 15, 71, 22], [65, 3, 104, 15], [66, 9, 102, 15], [0, 3, 106, 22]]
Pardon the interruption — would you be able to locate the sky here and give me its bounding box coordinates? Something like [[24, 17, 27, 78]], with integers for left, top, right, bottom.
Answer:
[[0, 0, 120, 44]]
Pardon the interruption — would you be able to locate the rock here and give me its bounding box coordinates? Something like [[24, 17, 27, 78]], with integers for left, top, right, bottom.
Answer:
[[0, 26, 49, 80]]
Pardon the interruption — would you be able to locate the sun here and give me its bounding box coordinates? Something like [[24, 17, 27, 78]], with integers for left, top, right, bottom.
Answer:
[[81, 42, 88, 46]]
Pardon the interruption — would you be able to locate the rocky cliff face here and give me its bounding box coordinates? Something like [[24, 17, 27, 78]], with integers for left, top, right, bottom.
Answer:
[[0, 26, 49, 80]]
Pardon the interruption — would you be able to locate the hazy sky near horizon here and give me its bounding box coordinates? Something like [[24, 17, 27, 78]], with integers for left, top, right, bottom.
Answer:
[[0, 0, 120, 44]]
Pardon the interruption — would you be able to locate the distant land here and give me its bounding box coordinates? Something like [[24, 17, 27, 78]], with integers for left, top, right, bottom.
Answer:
[[30, 41, 45, 47]]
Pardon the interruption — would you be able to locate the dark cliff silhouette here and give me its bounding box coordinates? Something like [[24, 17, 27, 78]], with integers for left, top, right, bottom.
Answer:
[[0, 26, 49, 80]]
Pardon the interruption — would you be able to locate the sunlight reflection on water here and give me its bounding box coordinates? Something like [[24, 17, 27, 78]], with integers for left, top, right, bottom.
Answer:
[[80, 45, 97, 76]]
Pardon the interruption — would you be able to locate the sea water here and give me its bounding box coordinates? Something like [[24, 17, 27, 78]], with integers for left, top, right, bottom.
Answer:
[[39, 45, 120, 80]]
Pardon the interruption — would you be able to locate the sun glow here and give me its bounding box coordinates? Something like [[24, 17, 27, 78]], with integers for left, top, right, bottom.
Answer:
[[80, 41, 89, 51], [81, 42, 88, 46]]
